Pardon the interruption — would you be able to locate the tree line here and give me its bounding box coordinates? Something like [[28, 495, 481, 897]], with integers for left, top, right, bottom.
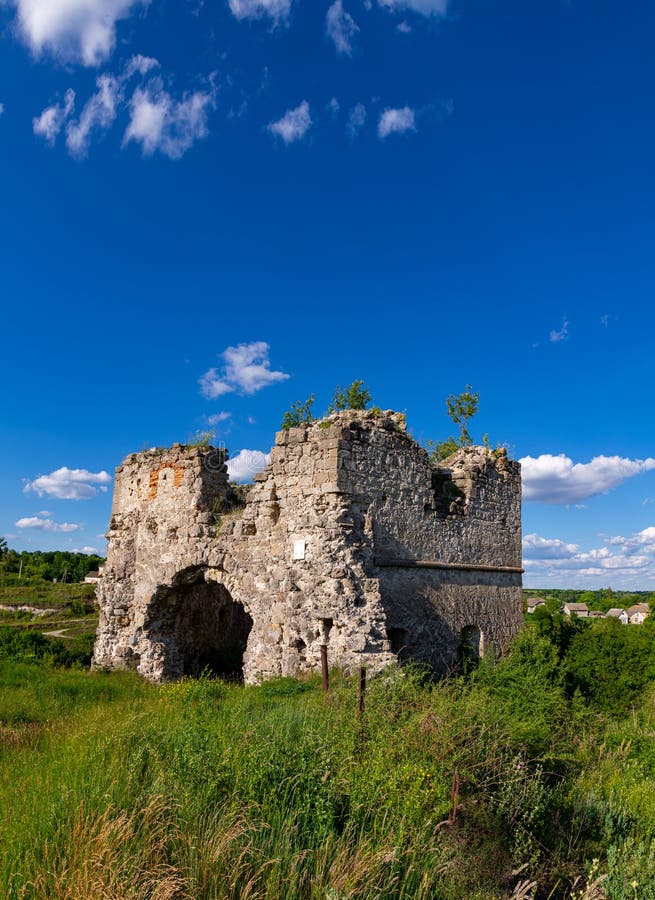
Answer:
[[0, 544, 105, 585]]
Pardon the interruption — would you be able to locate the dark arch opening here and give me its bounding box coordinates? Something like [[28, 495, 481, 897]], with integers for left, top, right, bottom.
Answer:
[[148, 578, 253, 680], [386, 626, 408, 657]]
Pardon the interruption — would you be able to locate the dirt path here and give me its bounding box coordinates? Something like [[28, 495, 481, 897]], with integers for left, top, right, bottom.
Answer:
[[0, 604, 58, 616]]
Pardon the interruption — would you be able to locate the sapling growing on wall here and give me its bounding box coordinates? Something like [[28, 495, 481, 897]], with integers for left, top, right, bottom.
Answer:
[[281, 395, 316, 430], [430, 385, 493, 461], [328, 380, 372, 413]]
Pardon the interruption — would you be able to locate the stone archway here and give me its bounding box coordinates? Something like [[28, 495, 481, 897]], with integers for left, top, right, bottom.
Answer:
[[144, 570, 253, 680]]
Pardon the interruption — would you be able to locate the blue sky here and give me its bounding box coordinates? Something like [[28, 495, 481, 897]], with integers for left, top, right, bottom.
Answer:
[[1, 0, 655, 589]]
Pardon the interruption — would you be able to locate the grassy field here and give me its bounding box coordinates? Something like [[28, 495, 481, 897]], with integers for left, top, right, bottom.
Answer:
[[2, 625, 655, 899], [0, 582, 98, 644]]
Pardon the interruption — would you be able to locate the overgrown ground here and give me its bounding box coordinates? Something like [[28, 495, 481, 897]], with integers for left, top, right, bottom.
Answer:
[[3, 622, 655, 898], [0, 582, 98, 645]]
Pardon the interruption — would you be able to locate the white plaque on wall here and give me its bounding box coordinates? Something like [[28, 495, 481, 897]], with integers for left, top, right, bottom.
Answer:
[[293, 539, 306, 560]]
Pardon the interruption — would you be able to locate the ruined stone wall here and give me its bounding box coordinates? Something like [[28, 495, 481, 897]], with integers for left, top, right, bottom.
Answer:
[[212, 420, 394, 682], [329, 413, 523, 670], [93, 411, 523, 683], [92, 445, 230, 677]]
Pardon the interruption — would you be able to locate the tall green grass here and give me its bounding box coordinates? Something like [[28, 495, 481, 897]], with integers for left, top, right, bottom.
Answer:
[[2, 630, 655, 898]]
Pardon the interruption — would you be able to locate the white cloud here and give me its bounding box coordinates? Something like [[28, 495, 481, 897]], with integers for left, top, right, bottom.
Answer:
[[24, 466, 112, 500], [12, 0, 149, 67], [33, 88, 75, 144], [378, 0, 448, 15], [605, 527, 655, 553], [227, 449, 270, 483], [327, 97, 340, 115], [228, 0, 291, 24], [268, 100, 312, 144], [520, 453, 655, 505], [0, 102, 4, 116], [326, 0, 359, 56], [347, 102, 366, 140], [122, 53, 158, 78], [199, 341, 289, 399], [16, 516, 81, 533], [65, 73, 120, 157], [206, 411, 232, 426], [522, 533, 579, 560], [549, 319, 569, 342], [33, 56, 162, 156], [73, 545, 99, 554], [523, 527, 655, 588], [123, 78, 215, 159], [396, 20, 411, 32], [378, 106, 415, 138]]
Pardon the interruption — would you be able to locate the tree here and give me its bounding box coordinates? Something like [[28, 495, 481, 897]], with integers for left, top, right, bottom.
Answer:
[[0, 537, 7, 560], [430, 385, 490, 461], [328, 380, 372, 413], [281, 395, 316, 430], [446, 384, 479, 446]]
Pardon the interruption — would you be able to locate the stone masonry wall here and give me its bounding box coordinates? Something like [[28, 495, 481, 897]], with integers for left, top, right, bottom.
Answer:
[[93, 411, 523, 683], [93, 445, 229, 677]]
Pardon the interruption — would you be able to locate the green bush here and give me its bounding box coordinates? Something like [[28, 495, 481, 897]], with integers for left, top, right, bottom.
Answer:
[[0, 626, 93, 668]]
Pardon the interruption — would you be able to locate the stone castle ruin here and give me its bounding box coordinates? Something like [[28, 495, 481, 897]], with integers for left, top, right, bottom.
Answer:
[[92, 411, 523, 683]]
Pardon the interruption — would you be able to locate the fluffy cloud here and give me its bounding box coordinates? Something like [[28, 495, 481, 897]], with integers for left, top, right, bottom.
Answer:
[[11, 0, 149, 67], [268, 100, 312, 144], [523, 527, 655, 588], [123, 78, 215, 159], [23, 466, 112, 500], [33, 88, 75, 144], [522, 533, 579, 560], [605, 527, 655, 553], [520, 454, 655, 505], [199, 341, 289, 399], [66, 73, 120, 157], [378, 0, 448, 15], [378, 106, 415, 138], [346, 102, 366, 140], [227, 449, 270, 483], [228, 0, 291, 24], [32, 56, 165, 157], [326, 1, 359, 56], [15, 516, 81, 533]]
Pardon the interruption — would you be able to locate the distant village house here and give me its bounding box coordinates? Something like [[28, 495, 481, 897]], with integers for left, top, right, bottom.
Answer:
[[626, 603, 650, 625], [606, 608, 629, 625], [526, 597, 546, 614], [563, 602, 589, 618]]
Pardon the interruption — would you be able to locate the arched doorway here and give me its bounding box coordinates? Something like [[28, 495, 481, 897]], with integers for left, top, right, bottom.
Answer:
[[146, 575, 253, 680]]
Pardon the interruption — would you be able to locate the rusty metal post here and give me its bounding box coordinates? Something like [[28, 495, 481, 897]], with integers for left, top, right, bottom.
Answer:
[[448, 769, 460, 824], [358, 665, 366, 717], [320, 644, 329, 691]]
